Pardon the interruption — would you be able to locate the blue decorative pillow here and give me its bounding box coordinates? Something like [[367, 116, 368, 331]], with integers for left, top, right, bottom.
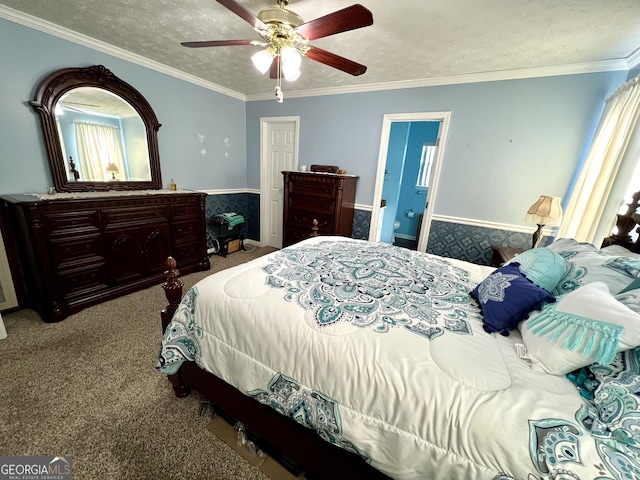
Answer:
[[471, 263, 555, 336], [505, 247, 566, 292]]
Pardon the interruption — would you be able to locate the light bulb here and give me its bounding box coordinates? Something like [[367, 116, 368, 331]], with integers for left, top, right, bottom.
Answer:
[[283, 68, 300, 81], [281, 46, 301, 81], [251, 49, 274, 74]]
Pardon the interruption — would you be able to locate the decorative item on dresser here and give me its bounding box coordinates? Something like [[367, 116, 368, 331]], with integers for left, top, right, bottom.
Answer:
[[1, 191, 209, 323], [282, 170, 358, 247]]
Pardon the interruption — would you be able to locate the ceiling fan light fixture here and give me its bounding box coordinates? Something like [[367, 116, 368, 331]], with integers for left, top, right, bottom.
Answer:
[[281, 46, 301, 81], [251, 49, 274, 74], [283, 68, 300, 81]]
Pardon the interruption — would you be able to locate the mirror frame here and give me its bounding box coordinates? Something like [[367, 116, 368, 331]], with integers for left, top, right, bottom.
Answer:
[[30, 65, 163, 192]]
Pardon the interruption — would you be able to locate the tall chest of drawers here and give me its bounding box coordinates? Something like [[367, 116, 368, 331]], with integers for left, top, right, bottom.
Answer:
[[282, 171, 358, 247], [1, 191, 209, 322]]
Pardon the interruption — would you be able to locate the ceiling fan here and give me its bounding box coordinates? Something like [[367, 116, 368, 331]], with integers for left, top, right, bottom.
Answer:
[[182, 0, 374, 102]]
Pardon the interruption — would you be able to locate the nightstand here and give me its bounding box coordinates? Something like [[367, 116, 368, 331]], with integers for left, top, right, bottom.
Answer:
[[491, 245, 525, 267]]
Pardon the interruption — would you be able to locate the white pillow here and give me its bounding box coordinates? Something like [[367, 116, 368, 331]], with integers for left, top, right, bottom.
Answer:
[[615, 288, 640, 314], [548, 238, 640, 295], [601, 244, 640, 258], [520, 281, 640, 375]]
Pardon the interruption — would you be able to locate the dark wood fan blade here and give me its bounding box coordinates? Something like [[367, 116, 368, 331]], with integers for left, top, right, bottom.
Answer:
[[181, 40, 256, 48], [296, 4, 373, 41], [216, 0, 267, 30], [305, 47, 367, 76], [269, 56, 281, 80]]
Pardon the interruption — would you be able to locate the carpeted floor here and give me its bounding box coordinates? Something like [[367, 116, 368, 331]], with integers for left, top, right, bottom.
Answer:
[[0, 247, 277, 480]]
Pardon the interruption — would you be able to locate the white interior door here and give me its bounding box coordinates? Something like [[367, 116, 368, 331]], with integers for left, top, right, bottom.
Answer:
[[260, 117, 299, 249]]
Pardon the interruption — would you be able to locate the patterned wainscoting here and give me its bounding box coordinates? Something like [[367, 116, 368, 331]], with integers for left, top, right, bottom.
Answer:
[[204, 192, 260, 250], [352, 209, 372, 240], [427, 220, 534, 266], [204, 200, 538, 266], [351, 209, 538, 266]]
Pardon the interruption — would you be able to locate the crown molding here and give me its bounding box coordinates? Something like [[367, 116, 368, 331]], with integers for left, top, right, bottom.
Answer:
[[2, 5, 632, 103], [0, 5, 246, 101], [246, 59, 629, 101], [627, 47, 640, 70]]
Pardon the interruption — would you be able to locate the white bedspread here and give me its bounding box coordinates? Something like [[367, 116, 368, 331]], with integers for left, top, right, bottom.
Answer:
[[158, 237, 630, 480]]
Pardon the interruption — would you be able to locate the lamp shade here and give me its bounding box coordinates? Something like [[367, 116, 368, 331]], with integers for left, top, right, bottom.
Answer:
[[106, 162, 119, 180], [281, 46, 301, 81], [525, 196, 563, 226], [251, 49, 274, 75]]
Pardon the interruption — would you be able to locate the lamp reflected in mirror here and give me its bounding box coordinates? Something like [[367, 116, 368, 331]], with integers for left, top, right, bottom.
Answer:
[[525, 196, 563, 248], [106, 162, 119, 180]]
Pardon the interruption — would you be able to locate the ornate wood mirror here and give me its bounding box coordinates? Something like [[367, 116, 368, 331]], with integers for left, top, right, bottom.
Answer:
[[30, 65, 162, 192]]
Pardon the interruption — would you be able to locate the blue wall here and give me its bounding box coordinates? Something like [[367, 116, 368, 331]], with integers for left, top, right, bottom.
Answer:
[[246, 73, 626, 230], [379, 122, 409, 243], [0, 18, 246, 195], [395, 122, 440, 238], [0, 16, 632, 262]]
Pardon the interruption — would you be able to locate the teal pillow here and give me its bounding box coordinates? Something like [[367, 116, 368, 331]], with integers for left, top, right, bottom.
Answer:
[[505, 248, 566, 292]]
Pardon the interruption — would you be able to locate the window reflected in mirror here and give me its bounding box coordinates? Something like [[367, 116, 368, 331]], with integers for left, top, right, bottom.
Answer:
[[55, 87, 151, 183]]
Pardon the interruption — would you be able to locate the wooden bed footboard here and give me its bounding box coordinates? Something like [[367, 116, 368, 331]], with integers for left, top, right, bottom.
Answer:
[[159, 254, 390, 480], [161, 257, 190, 398]]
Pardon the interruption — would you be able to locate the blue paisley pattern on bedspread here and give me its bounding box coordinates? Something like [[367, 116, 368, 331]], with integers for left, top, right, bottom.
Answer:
[[528, 347, 640, 480], [156, 287, 201, 374], [248, 372, 370, 462], [262, 240, 481, 338]]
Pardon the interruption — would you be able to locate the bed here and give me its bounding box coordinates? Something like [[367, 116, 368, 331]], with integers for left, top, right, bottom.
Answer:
[[157, 200, 640, 479]]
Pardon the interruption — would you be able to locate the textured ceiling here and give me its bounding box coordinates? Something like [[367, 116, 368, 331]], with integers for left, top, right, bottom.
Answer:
[[2, 0, 640, 98]]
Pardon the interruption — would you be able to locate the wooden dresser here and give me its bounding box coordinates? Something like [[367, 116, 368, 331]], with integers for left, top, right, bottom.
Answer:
[[1, 191, 210, 322], [282, 171, 358, 247]]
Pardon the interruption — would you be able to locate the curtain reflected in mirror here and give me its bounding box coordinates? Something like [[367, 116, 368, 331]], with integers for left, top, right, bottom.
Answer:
[[55, 87, 151, 182]]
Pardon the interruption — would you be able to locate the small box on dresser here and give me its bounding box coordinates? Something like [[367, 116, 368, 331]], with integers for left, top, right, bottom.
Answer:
[[282, 171, 358, 247]]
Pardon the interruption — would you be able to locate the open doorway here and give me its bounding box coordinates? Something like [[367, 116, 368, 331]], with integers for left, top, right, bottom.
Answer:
[[370, 112, 451, 253]]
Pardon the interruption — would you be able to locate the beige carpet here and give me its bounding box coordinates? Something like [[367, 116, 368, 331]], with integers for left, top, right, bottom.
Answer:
[[0, 247, 277, 480]]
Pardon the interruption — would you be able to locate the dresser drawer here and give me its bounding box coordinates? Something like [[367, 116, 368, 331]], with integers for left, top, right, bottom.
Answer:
[[50, 233, 104, 269], [288, 181, 337, 199], [172, 241, 200, 265], [287, 195, 336, 215], [45, 210, 100, 236], [285, 227, 321, 246], [57, 262, 108, 300], [103, 205, 169, 228], [287, 210, 333, 232], [171, 202, 200, 220], [172, 220, 200, 244]]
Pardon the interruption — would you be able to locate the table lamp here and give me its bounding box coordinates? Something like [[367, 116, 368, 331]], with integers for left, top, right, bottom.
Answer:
[[525, 196, 563, 248], [106, 162, 119, 180]]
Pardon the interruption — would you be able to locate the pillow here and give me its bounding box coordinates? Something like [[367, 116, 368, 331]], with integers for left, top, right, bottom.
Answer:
[[618, 276, 640, 295], [505, 247, 566, 292], [520, 281, 640, 375], [601, 244, 640, 258], [548, 238, 640, 295], [615, 287, 640, 313], [471, 263, 555, 336]]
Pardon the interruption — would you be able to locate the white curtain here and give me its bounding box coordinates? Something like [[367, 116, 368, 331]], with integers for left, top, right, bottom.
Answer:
[[75, 122, 126, 181], [557, 75, 640, 246]]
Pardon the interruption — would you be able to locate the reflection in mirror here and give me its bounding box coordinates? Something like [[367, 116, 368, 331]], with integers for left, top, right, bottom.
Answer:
[[56, 87, 151, 183], [30, 65, 162, 192]]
